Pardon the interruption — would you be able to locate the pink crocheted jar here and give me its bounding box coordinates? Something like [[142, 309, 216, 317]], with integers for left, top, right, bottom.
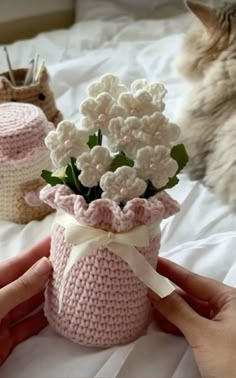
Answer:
[[41, 184, 179, 347], [0, 102, 54, 223]]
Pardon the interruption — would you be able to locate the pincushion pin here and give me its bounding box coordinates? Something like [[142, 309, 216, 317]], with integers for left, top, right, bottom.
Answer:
[[24, 59, 35, 86], [3, 46, 16, 86]]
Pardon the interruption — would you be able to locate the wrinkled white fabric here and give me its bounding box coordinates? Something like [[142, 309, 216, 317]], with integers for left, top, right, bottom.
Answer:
[[1, 3, 236, 378]]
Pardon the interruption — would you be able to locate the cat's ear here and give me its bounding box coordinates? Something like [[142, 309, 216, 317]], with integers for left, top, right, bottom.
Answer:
[[185, 1, 218, 31]]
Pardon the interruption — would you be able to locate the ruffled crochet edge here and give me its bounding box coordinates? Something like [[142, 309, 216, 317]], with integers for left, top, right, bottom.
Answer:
[[40, 184, 179, 232]]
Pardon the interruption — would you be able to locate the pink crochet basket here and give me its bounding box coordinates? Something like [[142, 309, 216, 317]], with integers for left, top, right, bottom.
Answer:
[[41, 184, 179, 347]]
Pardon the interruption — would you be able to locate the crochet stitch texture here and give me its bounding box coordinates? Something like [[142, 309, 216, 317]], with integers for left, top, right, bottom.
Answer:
[[0, 102, 54, 223], [41, 185, 179, 347], [0, 66, 62, 126]]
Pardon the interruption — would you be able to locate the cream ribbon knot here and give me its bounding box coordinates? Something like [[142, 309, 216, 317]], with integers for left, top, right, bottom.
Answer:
[[56, 213, 175, 313]]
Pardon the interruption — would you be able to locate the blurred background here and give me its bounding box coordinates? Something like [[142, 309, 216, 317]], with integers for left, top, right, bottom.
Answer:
[[0, 0, 226, 44], [0, 0, 75, 44]]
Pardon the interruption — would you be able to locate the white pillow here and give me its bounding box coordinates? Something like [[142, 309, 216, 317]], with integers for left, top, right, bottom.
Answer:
[[76, 0, 180, 21]]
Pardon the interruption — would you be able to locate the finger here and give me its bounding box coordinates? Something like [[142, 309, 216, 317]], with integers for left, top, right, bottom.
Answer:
[[11, 310, 47, 347], [150, 290, 206, 342], [0, 337, 12, 367], [154, 313, 182, 336], [156, 258, 230, 301], [0, 257, 51, 319], [151, 289, 211, 337], [0, 237, 51, 288], [176, 290, 210, 318], [9, 292, 45, 324], [152, 303, 182, 334], [150, 288, 210, 318]]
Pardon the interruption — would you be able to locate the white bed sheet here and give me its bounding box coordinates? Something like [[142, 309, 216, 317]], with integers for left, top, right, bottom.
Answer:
[[1, 4, 236, 378]]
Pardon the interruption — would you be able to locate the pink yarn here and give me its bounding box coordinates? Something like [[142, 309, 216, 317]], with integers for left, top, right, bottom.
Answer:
[[0, 102, 54, 163], [41, 185, 179, 347], [0, 102, 54, 223]]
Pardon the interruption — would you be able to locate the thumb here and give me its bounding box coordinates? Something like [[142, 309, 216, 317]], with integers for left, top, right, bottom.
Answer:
[[0, 257, 51, 319], [149, 290, 206, 343]]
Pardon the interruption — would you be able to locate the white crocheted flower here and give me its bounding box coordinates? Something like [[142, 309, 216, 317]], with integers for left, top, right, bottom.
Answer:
[[135, 146, 178, 189], [118, 90, 161, 118], [140, 113, 180, 148], [76, 146, 112, 187], [107, 117, 149, 159], [131, 79, 167, 112], [80, 93, 125, 135], [45, 120, 89, 167], [87, 74, 128, 98], [100, 166, 147, 203]]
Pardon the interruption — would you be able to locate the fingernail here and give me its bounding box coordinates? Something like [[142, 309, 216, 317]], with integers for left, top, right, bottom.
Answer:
[[33, 257, 51, 276]]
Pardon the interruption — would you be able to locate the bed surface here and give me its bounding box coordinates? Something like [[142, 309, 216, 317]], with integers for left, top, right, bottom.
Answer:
[[1, 2, 236, 377]]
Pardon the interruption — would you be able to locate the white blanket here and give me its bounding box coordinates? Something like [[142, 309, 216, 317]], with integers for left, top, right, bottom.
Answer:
[[1, 3, 236, 377]]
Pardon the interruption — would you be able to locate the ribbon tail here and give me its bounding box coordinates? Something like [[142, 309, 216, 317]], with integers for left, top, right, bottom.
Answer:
[[108, 243, 175, 298]]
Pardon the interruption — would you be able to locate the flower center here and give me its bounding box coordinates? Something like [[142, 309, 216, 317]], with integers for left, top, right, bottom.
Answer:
[[122, 135, 132, 145], [96, 164, 104, 172], [120, 188, 128, 196], [150, 163, 156, 170], [155, 131, 161, 139], [130, 108, 138, 115], [98, 113, 107, 123], [64, 140, 73, 149]]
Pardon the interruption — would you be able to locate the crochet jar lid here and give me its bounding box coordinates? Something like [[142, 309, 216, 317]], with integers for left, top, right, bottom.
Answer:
[[0, 102, 53, 162]]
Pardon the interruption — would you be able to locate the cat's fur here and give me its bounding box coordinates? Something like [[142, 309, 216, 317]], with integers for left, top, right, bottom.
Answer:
[[175, 0, 236, 207]]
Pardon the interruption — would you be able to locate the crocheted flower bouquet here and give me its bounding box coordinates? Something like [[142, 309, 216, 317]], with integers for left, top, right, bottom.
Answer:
[[40, 74, 188, 347]]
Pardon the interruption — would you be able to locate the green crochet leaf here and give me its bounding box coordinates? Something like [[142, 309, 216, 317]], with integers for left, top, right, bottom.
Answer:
[[64, 164, 79, 193], [109, 153, 134, 172], [87, 134, 98, 149], [158, 144, 188, 191], [41, 170, 63, 186], [171, 144, 189, 174], [162, 175, 179, 190]]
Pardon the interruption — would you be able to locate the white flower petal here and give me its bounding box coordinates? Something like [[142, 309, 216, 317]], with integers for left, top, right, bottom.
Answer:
[[80, 93, 125, 135], [107, 116, 155, 159], [100, 166, 147, 203], [88, 74, 128, 98], [45, 120, 89, 168], [118, 91, 161, 118], [135, 146, 178, 189], [130, 80, 167, 112], [140, 113, 181, 148], [131, 79, 167, 100], [76, 146, 112, 187]]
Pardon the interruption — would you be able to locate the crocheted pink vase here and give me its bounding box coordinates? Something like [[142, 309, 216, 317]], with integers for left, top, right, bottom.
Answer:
[[41, 185, 179, 347]]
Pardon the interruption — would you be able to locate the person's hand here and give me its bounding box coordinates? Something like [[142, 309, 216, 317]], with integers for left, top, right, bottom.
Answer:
[[0, 238, 51, 366], [149, 258, 236, 378]]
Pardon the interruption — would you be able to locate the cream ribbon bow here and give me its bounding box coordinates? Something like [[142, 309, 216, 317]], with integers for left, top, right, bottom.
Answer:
[[56, 213, 175, 313]]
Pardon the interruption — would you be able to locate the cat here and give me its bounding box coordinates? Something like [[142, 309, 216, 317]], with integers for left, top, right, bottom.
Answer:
[[175, 0, 236, 208]]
